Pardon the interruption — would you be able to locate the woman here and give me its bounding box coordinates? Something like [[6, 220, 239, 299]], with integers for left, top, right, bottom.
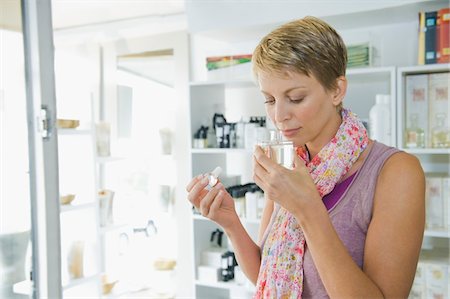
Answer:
[[186, 16, 425, 298]]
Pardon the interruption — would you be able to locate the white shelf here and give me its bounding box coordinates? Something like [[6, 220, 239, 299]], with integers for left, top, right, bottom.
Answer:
[[63, 274, 100, 290], [57, 128, 92, 135], [403, 148, 450, 155], [347, 66, 395, 76], [191, 148, 252, 154], [397, 63, 450, 75], [99, 223, 128, 234], [195, 279, 239, 290], [95, 156, 124, 163], [193, 214, 260, 226], [424, 229, 450, 238], [13, 280, 32, 296], [190, 79, 256, 87], [60, 202, 96, 213]]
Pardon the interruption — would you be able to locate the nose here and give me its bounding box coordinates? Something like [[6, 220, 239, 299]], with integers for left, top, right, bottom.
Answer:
[[274, 100, 290, 124]]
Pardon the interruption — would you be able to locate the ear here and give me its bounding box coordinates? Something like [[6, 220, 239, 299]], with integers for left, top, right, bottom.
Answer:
[[331, 76, 347, 107]]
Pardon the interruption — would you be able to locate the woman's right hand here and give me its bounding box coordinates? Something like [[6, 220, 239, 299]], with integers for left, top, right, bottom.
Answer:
[[186, 175, 239, 230]]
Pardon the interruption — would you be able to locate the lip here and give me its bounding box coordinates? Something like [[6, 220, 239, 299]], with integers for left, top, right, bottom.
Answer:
[[280, 128, 300, 138]]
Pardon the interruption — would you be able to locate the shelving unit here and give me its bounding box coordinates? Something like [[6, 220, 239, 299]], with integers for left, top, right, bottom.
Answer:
[[396, 64, 450, 264], [57, 124, 103, 297]]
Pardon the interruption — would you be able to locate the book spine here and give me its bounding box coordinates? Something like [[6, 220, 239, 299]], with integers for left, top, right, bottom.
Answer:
[[437, 8, 450, 63], [425, 11, 438, 64], [418, 11, 426, 65]]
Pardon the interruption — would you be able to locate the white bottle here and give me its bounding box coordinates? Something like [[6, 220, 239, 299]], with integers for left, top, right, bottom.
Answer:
[[369, 94, 391, 145]]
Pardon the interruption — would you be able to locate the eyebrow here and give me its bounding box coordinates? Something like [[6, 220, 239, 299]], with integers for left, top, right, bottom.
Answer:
[[261, 86, 308, 96]]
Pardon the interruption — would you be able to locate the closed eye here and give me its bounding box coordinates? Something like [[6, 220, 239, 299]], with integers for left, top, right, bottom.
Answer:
[[289, 98, 304, 103], [264, 97, 275, 105]]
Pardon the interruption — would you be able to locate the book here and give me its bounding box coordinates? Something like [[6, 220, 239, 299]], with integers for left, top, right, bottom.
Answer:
[[425, 176, 444, 229], [206, 54, 252, 71], [428, 72, 450, 148], [418, 11, 425, 65], [425, 11, 438, 64], [405, 74, 429, 148], [437, 7, 450, 63]]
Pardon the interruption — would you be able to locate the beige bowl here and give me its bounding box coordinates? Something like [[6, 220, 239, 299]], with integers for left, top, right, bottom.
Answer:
[[57, 119, 80, 129], [60, 194, 75, 205], [153, 258, 176, 271]]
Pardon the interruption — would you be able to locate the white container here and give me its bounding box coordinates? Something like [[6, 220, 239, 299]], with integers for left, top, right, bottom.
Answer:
[[369, 94, 391, 145]]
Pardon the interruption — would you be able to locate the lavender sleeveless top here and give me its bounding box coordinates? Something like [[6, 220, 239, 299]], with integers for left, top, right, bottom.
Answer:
[[259, 141, 400, 298]]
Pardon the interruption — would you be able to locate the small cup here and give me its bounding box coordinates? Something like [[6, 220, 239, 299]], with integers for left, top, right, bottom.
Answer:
[[257, 130, 294, 169]]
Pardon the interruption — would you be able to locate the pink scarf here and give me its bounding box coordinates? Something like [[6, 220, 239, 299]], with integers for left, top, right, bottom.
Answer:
[[254, 108, 369, 298]]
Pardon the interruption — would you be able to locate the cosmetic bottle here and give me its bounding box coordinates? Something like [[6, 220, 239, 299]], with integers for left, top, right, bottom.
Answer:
[[431, 113, 450, 148], [369, 94, 391, 145], [406, 113, 425, 148], [206, 166, 223, 188]]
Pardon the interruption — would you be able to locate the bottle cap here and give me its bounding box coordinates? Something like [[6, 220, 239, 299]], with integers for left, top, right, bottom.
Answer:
[[211, 166, 222, 178], [375, 94, 390, 105]]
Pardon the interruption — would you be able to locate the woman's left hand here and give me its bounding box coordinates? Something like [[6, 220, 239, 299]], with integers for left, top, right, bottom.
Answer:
[[253, 145, 321, 217]]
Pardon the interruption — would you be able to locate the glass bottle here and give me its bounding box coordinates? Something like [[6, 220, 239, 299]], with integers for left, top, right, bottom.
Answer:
[[405, 113, 425, 148], [431, 113, 450, 148]]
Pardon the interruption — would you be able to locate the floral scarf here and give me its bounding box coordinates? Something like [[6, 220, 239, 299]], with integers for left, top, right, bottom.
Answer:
[[254, 108, 369, 298]]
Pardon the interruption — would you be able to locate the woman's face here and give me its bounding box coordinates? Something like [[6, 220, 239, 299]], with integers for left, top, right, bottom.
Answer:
[[258, 70, 343, 149]]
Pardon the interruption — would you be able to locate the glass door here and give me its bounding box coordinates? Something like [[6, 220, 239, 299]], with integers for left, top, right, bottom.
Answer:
[[0, 1, 33, 298], [1, 0, 62, 298]]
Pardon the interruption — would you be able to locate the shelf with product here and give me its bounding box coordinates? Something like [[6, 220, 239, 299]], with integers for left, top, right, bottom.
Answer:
[[188, 2, 449, 297], [396, 63, 450, 298], [56, 120, 103, 297]]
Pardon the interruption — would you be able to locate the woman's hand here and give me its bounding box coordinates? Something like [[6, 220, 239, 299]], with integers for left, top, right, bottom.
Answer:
[[186, 175, 239, 230], [253, 146, 321, 218]]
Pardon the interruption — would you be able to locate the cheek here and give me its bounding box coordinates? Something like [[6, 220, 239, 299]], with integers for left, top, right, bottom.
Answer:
[[265, 106, 276, 123]]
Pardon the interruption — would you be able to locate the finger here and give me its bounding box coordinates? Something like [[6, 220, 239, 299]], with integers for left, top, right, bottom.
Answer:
[[187, 176, 209, 207], [199, 184, 221, 217], [208, 187, 225, 218], [253, 154, 269, 185], [254, 145, 281, 174], [186, 174, 205, 192]]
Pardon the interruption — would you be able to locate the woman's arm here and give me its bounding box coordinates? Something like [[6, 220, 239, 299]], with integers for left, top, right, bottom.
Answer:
[[258, 195, 274, 244], [186, 175, 262, 284], [299, 152, 425, 298]]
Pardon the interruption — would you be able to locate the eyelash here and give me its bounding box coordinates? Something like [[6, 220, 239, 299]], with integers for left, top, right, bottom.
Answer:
[[264, 98, 304, 104]]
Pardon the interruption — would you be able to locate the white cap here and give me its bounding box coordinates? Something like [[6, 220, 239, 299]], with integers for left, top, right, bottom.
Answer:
[[375, 94, 390, 105], [211, 166, 222, 178]]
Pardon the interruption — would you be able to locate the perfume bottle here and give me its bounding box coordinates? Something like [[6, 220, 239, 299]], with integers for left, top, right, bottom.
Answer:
[[405, 113, 425, 148], [206, 166, 222, 188], [431, 113, 450, 148]]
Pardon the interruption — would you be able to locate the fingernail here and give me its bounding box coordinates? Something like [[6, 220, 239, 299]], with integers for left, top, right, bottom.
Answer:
[[215, 182, 223, 189]]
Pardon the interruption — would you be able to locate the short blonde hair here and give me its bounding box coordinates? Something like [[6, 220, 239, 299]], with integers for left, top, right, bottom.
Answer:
[[252, 16, 347, 94]]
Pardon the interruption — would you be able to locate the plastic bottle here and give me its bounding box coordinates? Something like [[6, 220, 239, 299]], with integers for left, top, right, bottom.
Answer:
[[369, 94, 391, 145]]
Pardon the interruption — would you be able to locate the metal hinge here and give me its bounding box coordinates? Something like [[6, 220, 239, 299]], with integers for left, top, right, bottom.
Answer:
[[39, 105, 52, 140]]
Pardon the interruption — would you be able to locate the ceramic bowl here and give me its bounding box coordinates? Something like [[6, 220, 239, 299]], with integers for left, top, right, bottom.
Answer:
[[60, 194, 76, 205]]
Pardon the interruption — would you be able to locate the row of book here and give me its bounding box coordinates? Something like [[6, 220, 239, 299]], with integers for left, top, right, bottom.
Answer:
[[410, 257, 449, 299], [405, 72, 449, 149], [418, 7, 450, 64], [425, 175, 450, 231]]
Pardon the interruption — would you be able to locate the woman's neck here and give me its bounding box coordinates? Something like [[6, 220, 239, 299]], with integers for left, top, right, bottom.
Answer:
[[306, 111, 343, 158]]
